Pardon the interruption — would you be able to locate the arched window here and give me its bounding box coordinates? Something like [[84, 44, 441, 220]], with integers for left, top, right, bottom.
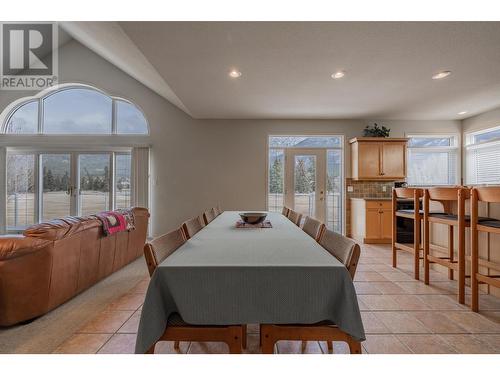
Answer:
[[5, 101, 38, 134], [2, 84, 149, 135]]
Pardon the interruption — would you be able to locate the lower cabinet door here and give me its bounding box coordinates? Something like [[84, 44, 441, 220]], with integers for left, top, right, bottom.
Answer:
[[380, 209, 392, 240], [365, 209, 381, 240]]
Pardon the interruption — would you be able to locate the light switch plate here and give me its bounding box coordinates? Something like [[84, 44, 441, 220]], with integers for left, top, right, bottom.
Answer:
[[347, 186, 354, 192]]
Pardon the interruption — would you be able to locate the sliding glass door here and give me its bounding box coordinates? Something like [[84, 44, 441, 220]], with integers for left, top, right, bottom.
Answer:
[[6, 150, 132, 230], [78, 154, 111, 216], [41, 153, 72, 221]]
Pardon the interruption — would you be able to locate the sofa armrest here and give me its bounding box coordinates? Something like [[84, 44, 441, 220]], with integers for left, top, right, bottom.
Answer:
[[0, 237, 52, 261]]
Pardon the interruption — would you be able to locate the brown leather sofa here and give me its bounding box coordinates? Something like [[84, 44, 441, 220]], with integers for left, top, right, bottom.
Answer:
[[0, 207, 149, 326]]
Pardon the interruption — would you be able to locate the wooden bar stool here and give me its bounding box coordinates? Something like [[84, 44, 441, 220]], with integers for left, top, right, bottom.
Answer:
[[391, 187, 423, 280], [423, 187, 469, 304], [470, 187, 500, 312]]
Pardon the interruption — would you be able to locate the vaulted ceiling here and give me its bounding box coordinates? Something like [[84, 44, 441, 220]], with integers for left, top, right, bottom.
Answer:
[[65, 22, 500, 120]]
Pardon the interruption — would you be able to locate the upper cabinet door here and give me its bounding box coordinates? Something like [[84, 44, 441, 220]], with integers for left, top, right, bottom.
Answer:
[[350, 138, 408, 181], [381, 142, 406, 179], [357, 142, 381, 179]]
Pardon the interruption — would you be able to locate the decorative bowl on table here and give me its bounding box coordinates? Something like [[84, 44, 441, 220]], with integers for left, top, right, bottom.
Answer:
[[239, 212, 268, 224]]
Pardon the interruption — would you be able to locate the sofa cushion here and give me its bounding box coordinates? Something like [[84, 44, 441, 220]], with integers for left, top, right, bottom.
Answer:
[[23, 216, 101, 241], [0, 237, 52, 260]]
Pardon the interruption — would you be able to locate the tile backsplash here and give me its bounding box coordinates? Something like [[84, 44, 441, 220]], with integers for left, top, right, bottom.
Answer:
[[345, 178, 394, 236]]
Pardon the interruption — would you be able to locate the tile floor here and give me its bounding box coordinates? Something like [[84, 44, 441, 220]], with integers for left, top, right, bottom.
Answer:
[[53, 244, 500, 354]]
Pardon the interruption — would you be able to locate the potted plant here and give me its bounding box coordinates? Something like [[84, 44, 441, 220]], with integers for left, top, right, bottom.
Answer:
[[363, 123, 390, 137]]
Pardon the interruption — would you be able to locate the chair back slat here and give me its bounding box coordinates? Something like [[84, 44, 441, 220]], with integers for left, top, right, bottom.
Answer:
[[426, 186, 470, 201], [474, 186, 500, 203], [302, 216, 325, 241], [203, 208, 217, 225], [393, 187, 423, 199], [282, 206, 290, 217], [182, 216, 203, 239], [287, 210, 302, 226], [144, 228, 186, 276], [318, 229, 361, 279]]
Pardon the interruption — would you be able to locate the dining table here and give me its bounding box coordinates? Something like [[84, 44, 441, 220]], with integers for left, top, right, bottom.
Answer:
[[135, 211, 365, 353]]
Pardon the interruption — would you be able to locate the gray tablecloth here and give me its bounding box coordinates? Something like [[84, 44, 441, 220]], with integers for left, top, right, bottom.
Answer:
[[135, 211, 365, 353]]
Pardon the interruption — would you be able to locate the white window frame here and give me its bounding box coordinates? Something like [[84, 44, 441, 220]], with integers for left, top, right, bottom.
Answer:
[[266, 134, 345, 234], [465, 125, 500, 185], [0, 83, 150, 136], [406, 133, 461, 186], [5, 147, 133, 233]]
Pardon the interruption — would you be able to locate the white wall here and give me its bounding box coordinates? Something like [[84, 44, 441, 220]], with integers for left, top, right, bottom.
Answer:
[[0, 38, 462, 236]]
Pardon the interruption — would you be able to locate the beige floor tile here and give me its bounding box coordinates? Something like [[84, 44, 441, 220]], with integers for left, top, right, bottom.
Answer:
[[395, 281, 448, 295], [78, 310, 134, 333], [361, 312, 391, 334], [318, 341, 351, 354], [355, 272, 390, 282], [117, 310, 141, 333], [362, 335, 411, 354], [243, 334, 261, 354], [416, 294, 468, 310], [358, 295, 400, 310], [97, 333, 136, 354], [53, 333, 111, 354], [446, 311, 500, 333], [379, 272, 416, 282], [107, 293, 145, 311], [188, 341, 232, 354], [438, 334, 498, 354], [464, 294, 500, 311], [357, 298, 370, 311], [373, 312, 430, 334], [411, 311, 468, 333], [128, 279, 149, 294], [397, 334, 457, 354], [481, 311, 500, 324], [354, 282, 382, 295], [368, 264, 398, 273], [154, 341, 190, 354], [472, 334, 500, 352], [370, 281, 407, 295], [276, 340, 322, 354], [393, 295, 431, 310]]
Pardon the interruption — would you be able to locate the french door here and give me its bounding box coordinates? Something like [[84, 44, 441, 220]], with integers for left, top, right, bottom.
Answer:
[[284, 148, 327, 223], [6, 150, 131, 230]]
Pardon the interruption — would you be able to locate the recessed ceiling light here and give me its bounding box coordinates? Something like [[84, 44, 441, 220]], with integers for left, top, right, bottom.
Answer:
[[458, 111, 468, 115], [332, 71, 345, 79], [228, 69, 242, 78], [432, 70, 452, 80]]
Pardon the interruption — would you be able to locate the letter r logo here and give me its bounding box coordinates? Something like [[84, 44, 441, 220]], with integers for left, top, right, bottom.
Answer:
[[1, 23, 53, 75]]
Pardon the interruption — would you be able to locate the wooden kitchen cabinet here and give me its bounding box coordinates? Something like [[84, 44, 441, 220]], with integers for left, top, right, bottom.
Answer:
[[350, 137, 408, 180], [351, 198, 392, 244]]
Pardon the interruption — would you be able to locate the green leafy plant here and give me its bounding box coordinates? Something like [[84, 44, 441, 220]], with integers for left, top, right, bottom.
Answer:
[[363, 123, 390, 137]]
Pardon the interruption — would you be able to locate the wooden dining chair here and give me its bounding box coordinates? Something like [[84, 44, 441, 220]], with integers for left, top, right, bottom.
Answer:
[[287, 210, 302, 226], [302, 216, 325, 242], [470, 187, 500, 312], [143, 228, 245, 354], [181, 216, 204, 239], [203, 208, 217, 225], [282, 206, 290, 217], [260, 229, 362, 354], [214, 205, 222, 216], [423, 187, 470, 304], [392, 187, 424, 280]]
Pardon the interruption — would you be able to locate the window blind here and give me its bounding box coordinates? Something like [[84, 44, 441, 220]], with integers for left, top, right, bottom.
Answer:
[[466, 140, 500, 185], [407, 148, 458, 186]]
